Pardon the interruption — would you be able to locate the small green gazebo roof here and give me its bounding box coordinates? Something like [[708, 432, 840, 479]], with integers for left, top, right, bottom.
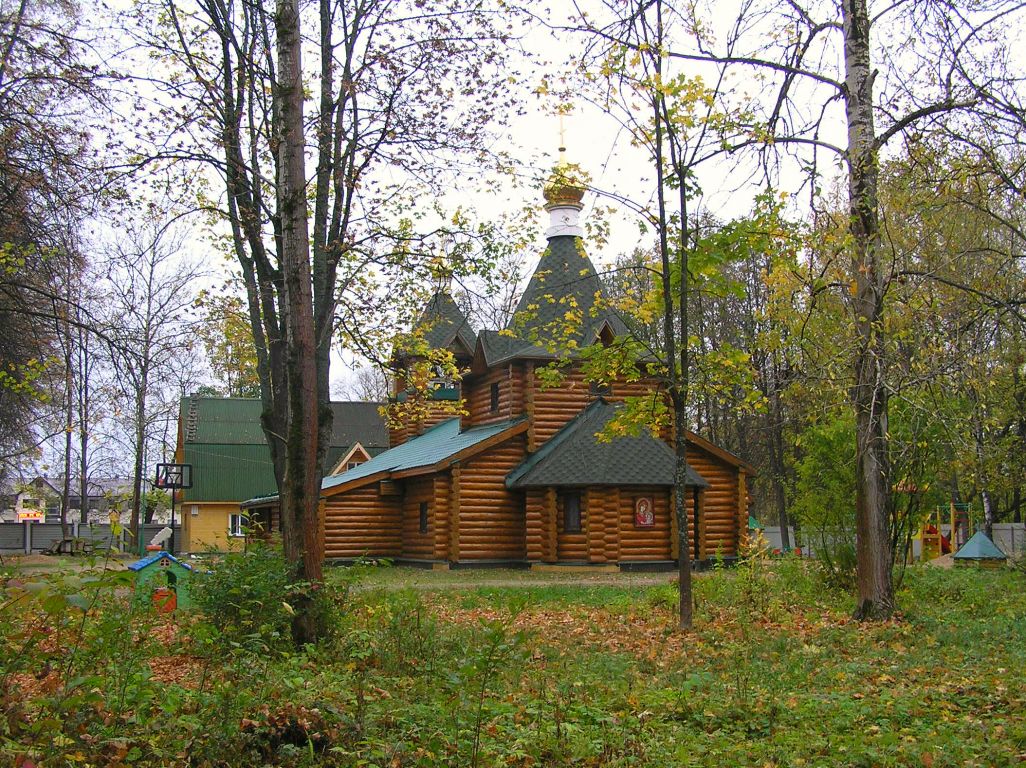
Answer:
[[953, 531, 1007, 560], [748, 515, 761, 530]]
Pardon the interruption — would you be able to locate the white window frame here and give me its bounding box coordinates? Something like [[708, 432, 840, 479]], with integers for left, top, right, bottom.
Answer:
[[229, 513, 248, 537]]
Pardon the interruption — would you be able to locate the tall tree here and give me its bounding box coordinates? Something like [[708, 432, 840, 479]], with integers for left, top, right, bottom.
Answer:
[[104, 221, 200, 544], [137, 0, 519, 641], [579, 0, 1024, 619], [569, 0, 764, 629], [0, 0, 103, 480]]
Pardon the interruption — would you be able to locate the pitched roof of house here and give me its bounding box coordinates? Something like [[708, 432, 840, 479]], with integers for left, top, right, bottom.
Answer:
[[179, 397, 389, 502], [321, 416, 526, 496], [478, 236, 630, 368], [506, 399, 708, 489], [14, 476, 132, 499], [954, 531, 1007, 560], [181, 397, 388, 448]]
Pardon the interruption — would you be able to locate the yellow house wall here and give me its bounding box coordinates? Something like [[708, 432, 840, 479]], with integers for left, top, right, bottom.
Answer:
[[182, 502, 245, 552]]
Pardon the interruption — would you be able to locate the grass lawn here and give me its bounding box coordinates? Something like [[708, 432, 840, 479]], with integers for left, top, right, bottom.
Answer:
[[3, 555, 1025, 766]]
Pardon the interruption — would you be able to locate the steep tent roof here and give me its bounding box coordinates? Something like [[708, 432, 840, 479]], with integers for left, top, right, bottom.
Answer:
[[953, 531, 1007, 560], [506, 399, 708, 489], [321, 416, 526, 495], [479, 236, 629, 368], [180, 397, 389, 502], [410, 291, 477, 356]]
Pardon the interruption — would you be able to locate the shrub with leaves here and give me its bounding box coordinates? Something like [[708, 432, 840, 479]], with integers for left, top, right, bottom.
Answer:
[[191, 542, 295, 652]]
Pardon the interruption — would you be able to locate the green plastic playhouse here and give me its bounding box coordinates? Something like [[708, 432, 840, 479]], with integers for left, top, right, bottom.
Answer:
[[128, 550, 194, 611]]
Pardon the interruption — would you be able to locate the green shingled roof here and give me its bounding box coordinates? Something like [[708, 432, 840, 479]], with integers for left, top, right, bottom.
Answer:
[[409, 291, 477, 355], [954, 531, 1007, 560], [321, 416, 524, 492], [482, 236, 629, 367], [180, 397, 389, 502], [506, 399, 708, 489]]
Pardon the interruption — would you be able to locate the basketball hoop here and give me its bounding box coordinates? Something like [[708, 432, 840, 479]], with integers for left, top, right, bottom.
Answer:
[[154, 463, 193, 489], [153, 463, 193, 557]]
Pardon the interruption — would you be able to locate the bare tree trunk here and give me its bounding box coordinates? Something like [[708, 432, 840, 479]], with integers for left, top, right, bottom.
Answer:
[[275, 0, 323, 644], [62, 373, 73, 539], [78, 323, 89, 524], [843, 0, 894, 620], [130, 378, 147, 550], [768, 372, 790, 550], [60, 303, 74, 540], [648, 0, 693, 631]]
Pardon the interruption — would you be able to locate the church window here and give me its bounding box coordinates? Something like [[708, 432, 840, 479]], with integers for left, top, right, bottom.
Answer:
[[490, 382, 500, 413], [563, 492, 582, 533]]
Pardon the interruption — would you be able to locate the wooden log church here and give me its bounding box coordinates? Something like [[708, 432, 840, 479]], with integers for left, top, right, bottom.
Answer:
[[247, 167, 753, 568]]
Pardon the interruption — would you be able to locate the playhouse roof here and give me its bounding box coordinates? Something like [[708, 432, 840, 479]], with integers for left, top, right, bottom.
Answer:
[[953, 531, 1007, 560], [127, 551, 194, 571], [506, 399, 708, 489]]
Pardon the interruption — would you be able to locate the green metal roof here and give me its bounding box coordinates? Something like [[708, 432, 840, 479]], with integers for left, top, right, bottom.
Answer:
[[482, 236, 629, 367], [181, 443, 276, 501], [322, 416, 524, 491], [506, 399, 708, 489], [181, 443, 368, 501], [181, 397, 388, 448], [179, 398, 389, 502], [954, 531, 1007, 560]]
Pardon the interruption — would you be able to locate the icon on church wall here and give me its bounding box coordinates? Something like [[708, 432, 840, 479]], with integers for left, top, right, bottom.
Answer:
[[634, 497, 654, 528]]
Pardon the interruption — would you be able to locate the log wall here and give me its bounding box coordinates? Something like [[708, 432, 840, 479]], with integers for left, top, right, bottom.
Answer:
[[464, 364, 524, 428], [618, 488, 674, 561], [388, 396, 462, 447], [686, 444, 741, 558], [455, 435, 527, 560], [324, 485, 401, 558], [433, 473, 451, 560], [531, 366, 656, 445], [525, 488, 546, 561], [400, 476, 435, 559]]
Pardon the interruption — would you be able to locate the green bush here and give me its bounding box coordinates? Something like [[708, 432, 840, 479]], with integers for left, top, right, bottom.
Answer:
[[192, 542, 296, 652], [815, 539, 858, 590]]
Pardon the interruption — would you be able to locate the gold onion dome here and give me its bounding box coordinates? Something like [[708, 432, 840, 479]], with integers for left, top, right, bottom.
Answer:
[[543, 161, 589, 210]]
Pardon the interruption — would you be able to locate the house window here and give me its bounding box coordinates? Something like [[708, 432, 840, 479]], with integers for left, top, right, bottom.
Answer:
[[347, 460, 362, 470], [490, 382, 500, 413], [562, 492, 582, 533], [589, 380, 612, 396], [229, 513, 247, 537], [419, 501, 429, 534]]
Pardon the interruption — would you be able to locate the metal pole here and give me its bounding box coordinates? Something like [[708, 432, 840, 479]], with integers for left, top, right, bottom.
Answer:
[[139, 487, 147, 557], [169, 488, 175, 555]]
